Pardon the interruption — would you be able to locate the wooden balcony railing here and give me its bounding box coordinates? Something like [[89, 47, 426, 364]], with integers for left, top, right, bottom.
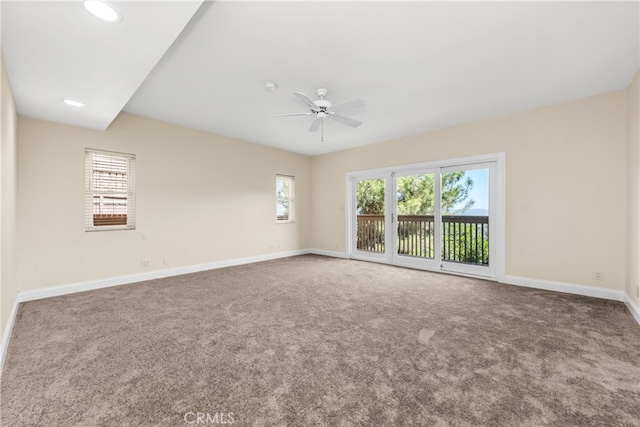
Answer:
[[356, 214, 489, 265], [356, 214, 387, 253]]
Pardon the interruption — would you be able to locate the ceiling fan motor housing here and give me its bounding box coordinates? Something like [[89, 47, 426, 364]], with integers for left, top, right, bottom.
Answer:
[[314, 99, 332, 110]]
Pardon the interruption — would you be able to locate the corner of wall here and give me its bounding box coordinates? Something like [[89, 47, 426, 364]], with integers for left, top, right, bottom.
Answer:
[[626, 68, 640, 309], [0, 49, 20, 357]]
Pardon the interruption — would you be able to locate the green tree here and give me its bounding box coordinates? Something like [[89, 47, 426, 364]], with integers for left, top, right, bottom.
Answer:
[[396, 175, 434, 215], [356, 179, 385, 214], [357, 173, 475, 215], [441, 172, 474, 214]]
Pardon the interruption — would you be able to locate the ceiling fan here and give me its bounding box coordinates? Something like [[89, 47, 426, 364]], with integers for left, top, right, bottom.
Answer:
[[275, 88, 364, 142]]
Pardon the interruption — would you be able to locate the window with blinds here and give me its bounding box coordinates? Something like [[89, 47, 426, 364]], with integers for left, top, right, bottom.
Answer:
[[276, 175, 294, 223], [85, 149, 136, 231]]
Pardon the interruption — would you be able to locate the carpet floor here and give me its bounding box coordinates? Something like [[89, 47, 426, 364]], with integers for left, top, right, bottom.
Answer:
[[1, 255, 639, 426]]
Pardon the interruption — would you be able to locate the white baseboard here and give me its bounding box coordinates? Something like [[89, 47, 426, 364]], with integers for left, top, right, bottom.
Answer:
[[0, 294, 20, 372], [309, 254, 638, 323], [308, 249, 348, 259], [623, 292, 640, 326], [312, 254, 638, 326], [18, 249, 310, 303], [503, 275, 624, 301]]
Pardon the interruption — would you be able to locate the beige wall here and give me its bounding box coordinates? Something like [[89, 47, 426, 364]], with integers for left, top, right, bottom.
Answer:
[[626, 69, 640, 305], [311, 91, 628, 291], [17, 113, 310, 290], [10, 78, 638, 299], [1, 51, 19, 337]]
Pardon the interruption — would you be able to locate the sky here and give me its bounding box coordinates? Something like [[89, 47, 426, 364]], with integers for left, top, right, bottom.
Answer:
[[463, 168, 489, 211]]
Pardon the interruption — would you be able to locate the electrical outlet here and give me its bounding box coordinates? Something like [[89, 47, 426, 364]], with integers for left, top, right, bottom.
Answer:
[[637, 285, 639, 298], [163, 258, 169, 266], [141, 259, 150, 268], [141, 233, 148, 241], [594, 272, 602, 280]]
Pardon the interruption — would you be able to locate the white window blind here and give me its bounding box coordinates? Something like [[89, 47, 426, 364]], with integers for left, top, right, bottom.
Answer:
[[276, 175, 294, 223], [85, 149, 136, 231]]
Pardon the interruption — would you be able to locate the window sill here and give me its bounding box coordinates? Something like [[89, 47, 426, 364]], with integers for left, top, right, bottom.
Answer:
[[86, 226, 136, 232]]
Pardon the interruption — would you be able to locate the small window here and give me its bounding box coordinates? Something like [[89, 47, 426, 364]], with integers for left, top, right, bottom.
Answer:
[[276, 175, 294, 223], [85, 149, 136, 231]]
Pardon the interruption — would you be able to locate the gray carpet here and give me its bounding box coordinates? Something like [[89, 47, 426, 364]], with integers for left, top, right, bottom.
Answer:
[[1, 255, 639, 426]]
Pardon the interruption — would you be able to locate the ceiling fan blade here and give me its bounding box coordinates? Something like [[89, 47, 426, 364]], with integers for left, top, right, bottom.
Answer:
[[274, 112, 313, 117], [331, 114, 361, 128], [294, 92, 319, 111], [330, 98, 365, 112], [309, 118, 322, 132]]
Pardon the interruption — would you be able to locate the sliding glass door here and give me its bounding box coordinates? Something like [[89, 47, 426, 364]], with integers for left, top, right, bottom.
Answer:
[[349, 156, 501, 279]]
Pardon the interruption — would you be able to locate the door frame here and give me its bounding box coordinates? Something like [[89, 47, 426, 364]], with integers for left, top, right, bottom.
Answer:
[[345, 152, 506, 281]]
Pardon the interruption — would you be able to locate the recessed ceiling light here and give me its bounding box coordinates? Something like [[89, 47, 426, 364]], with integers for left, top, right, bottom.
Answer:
[[264, 81, 278, 92], [62, 99, 86, 108], [83, 0, 121, 23]]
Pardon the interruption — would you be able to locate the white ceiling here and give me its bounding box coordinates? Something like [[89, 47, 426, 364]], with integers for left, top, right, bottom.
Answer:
[[2, 1, 639, 156], [1, 1, 203, 130]]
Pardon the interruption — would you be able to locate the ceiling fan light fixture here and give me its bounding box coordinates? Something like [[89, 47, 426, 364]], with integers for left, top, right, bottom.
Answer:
[[62, 98, 86, 108], [84, 0, 121, 23]]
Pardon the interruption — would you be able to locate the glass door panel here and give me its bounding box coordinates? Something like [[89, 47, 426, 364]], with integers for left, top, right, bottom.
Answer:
[[392, 171, 441, 270], [355, 178, 386, 255], [396, 173, 436, 260]]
